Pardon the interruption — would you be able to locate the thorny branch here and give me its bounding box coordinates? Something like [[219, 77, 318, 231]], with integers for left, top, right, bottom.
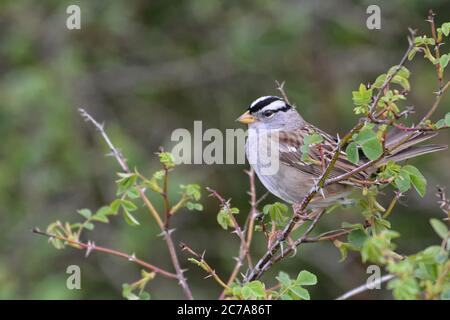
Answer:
[[78, 109, 193, 299], [219, 169, 259, 299], [180, 242, 230, 290], [32, 227, 177, 279]]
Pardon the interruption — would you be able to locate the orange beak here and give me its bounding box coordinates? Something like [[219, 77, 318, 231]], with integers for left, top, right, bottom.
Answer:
[[236, 111, 257, 124]]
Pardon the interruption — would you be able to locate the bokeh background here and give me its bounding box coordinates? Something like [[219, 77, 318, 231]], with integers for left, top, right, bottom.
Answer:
[[1, 0, 449, 299]]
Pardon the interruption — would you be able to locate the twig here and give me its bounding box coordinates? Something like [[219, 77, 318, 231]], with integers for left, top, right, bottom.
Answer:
[[78, 108, 193, 299], [275, 80, 291, 105], [219, 168, 258, 299], [253, 209, 326, 277], [206, 187, 252, 268], [436, 186, 450, 218], [32, 227, 177, 279], [336, 274, 395, 300], [427, 10, 443, 88], [180, 242, 230, 290]]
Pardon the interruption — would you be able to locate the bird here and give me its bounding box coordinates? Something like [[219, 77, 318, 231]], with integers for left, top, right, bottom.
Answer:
[[237, 95, 447, 208]]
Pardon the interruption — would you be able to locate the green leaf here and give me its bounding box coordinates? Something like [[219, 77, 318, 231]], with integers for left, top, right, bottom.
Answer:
[[181, 184, 202, 201], [295, 270, 317, 286], [441, 22, 450, 36], [347, 229, 368, 250], [414, 36, 435, 46], [352, 83, 373, 107], [186, 202, 203, 211], [116, 172, 137, 194], [303, 133, 324, 145], [123, 209, 140, 226], [110, 199, 122, 214], [430, 219, 449, 239], [373, 74, 387, 89], [345, 142, 359, 164], [440, 54, 450, 70], [77, 209, 92, 219], [91, 212, 109, 223], [388, 65, 410, 79], [263, 202, 288, 226], [242, 281, 265, 299], [139, 292, 151, 300], [289, 286, 310, 300], [276, 271, 292, 287], [446, 113, 450, 126], [392, 75, 410, 91], [159, 152, 175, 169], [126, 187, 140, 199], [121, 199, 138, 212], [217, 209, 232, 230], [394, 169, 411, 193], [354, 127, 383, 160], [84, 222, 95, 230], [402, 165, 427, 197]]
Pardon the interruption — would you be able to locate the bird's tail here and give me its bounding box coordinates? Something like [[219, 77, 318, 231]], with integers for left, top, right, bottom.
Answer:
[[377, 129, 447, 166]]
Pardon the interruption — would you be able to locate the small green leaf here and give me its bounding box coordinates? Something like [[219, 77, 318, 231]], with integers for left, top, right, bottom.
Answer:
[[110, 199, 122, 214], [159, 152, 175, 169], [441, 22, 450, 37], [394, 169, 411, 193], [440, 54, 450, 70], [123, 209, 140, 226], [263, 202, 288, 226], [276, 271, 292, 287], [303, 133, 324, 145], [84, 222, 95, 230], [445, 113, 450, 126], [430, 219, 449, 239], [242, 281, 265, 299], [121, 199, 138, 212], [354, 127, 383, 160], [77, 209, 92, 219], [402, 165, 427, 197], [139, 292, 151, 300], [296, 270, 317, 286], [217, 209, 232, 230], [373, 74, 387, 89], [126, 187, 140, 199], [345, 142, 359, 164], [347, 229, 368, 250], [289, 286, 310, 300]]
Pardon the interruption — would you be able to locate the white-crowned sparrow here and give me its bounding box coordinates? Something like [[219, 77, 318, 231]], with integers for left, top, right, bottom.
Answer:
[[237, 96, 446, 208]]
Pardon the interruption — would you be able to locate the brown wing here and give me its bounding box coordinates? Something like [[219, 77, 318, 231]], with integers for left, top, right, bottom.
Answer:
[[275, 124, 368, 182]]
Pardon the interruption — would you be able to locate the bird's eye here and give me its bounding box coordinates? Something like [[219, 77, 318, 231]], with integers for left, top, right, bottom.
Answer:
[[263, 110, 274, 117]]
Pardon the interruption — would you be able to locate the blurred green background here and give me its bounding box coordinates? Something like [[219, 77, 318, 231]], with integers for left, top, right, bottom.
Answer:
[[1, 0, 449, 299]]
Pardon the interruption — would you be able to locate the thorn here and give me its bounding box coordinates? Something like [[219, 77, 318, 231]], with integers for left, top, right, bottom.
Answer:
[[157, 231, 166, 237], [128, 253, 136, 261], [201, 250, 206, 260], [280, 242, 284, 257], [180, 268, 189, 274], [320, 188, 326, 199], [85, 241, 95, 258], [290, 246, 298, 258], [233, 256, 240, 262], [203, 274, 212, 279]]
